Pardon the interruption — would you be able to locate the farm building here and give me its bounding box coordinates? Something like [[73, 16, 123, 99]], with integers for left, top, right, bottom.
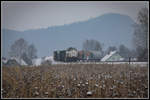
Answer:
[[78, 50, 92, 60], [53, 50, 66, 62], [101, 51, 124, 61], [3, 57, 28, 66], [2, 57, 8, 65], [54, 47, 104, 62], [78, 50, 102, 61], [66, 47, 78, 58], [90, 51, 102, 59], [5, 59, 19, 66], [53, 47, 78, 62], [66, 47, 78, 62]]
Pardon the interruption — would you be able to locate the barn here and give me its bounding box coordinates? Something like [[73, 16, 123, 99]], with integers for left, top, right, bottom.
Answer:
[[78, 50, 92, 60], [53, 47, 78, 62], [66, 47, 78, 62], [101, 51, 124, 61]]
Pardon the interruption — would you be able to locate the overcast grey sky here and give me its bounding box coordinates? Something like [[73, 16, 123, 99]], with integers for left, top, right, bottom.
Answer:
[[1, 1, 148, 31]]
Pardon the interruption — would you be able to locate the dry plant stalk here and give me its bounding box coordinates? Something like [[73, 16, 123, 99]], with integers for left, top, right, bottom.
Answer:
[[2, 64, 148, 98]]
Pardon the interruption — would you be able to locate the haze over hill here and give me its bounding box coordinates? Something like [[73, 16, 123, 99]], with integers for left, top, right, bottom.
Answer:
[[2, 13, 135, 58]]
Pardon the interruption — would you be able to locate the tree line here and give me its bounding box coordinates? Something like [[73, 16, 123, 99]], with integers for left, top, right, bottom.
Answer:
[[82, 7, 148, 61], [9, 38, 37, 65]]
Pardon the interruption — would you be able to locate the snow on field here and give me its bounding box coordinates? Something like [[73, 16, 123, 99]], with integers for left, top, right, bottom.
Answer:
[[32, 56, 148, 67], [44, 56, 52, 61], [32, 58, 43, 66], [32, 56, 59, 66], [44, 56, 58, 64], [51, 61, 148, 67]]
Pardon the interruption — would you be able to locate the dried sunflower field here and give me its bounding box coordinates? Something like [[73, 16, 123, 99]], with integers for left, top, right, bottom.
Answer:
[[2, 64, 148, 98]]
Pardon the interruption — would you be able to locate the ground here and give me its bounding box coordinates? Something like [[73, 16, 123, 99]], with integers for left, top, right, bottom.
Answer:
[[2, 64, 148, 98]]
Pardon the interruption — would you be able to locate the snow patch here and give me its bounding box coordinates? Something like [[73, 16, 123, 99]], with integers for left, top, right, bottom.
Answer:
[[32, 56, 57, 66], [32, 58, 43, 66]]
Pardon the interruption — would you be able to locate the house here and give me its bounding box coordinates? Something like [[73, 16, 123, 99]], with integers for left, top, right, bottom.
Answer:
[[78, 50, 92, 60], [66, 47, 78, 58], [90, 51, 102, 59], [5, 58, 20, 66], [131, 57, 137, 61], [54, 47, 78, 62], [65, 47, 78, 62], [2, 57, 8, 64], [101, 51, 124, 61], [78, 50, 102, 61], [5, 57, 28, 66], [2, 57, 8, 66]]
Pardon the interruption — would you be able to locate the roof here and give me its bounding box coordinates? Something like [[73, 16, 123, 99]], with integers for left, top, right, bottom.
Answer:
[[90, 50, 101, 55], [10, 57, 28, 66], [6, 59, 20, 66], [67, 47, 77, 51], [101, 51, 117, 61], [2, 57, 8, 64]]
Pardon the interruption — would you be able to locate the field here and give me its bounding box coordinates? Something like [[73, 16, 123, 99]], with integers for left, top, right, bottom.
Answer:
[[2, 64, 148, 98]]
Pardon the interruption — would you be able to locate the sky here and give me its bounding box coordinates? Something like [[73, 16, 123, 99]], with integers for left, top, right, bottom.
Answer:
[[1, 1, 148, 31]]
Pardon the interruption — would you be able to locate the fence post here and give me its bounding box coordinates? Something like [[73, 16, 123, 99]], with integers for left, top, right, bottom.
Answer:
[[129, 57, 131, 65]]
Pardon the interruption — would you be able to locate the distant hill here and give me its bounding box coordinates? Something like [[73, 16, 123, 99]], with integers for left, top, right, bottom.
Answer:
[[2, 13, 135, 58]]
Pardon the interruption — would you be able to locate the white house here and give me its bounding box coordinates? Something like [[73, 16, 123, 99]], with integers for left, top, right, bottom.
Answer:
[[66, 48, 78, 58]]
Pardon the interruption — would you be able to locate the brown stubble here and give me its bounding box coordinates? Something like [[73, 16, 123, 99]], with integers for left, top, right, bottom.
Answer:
[[2, 64, 148, 98]]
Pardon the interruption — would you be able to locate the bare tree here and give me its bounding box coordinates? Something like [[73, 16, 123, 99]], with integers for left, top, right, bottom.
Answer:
[[82, 39, 103, 52], [133, 7, 148, 61], [9, 38, 28, 60], [83, 40, 89, 51], [118, 44, 131, 60], [9, 38, 37, 65], [21, 52, 32, 65], [106, 46, 117, 54], [27, 44, 37, 60]]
